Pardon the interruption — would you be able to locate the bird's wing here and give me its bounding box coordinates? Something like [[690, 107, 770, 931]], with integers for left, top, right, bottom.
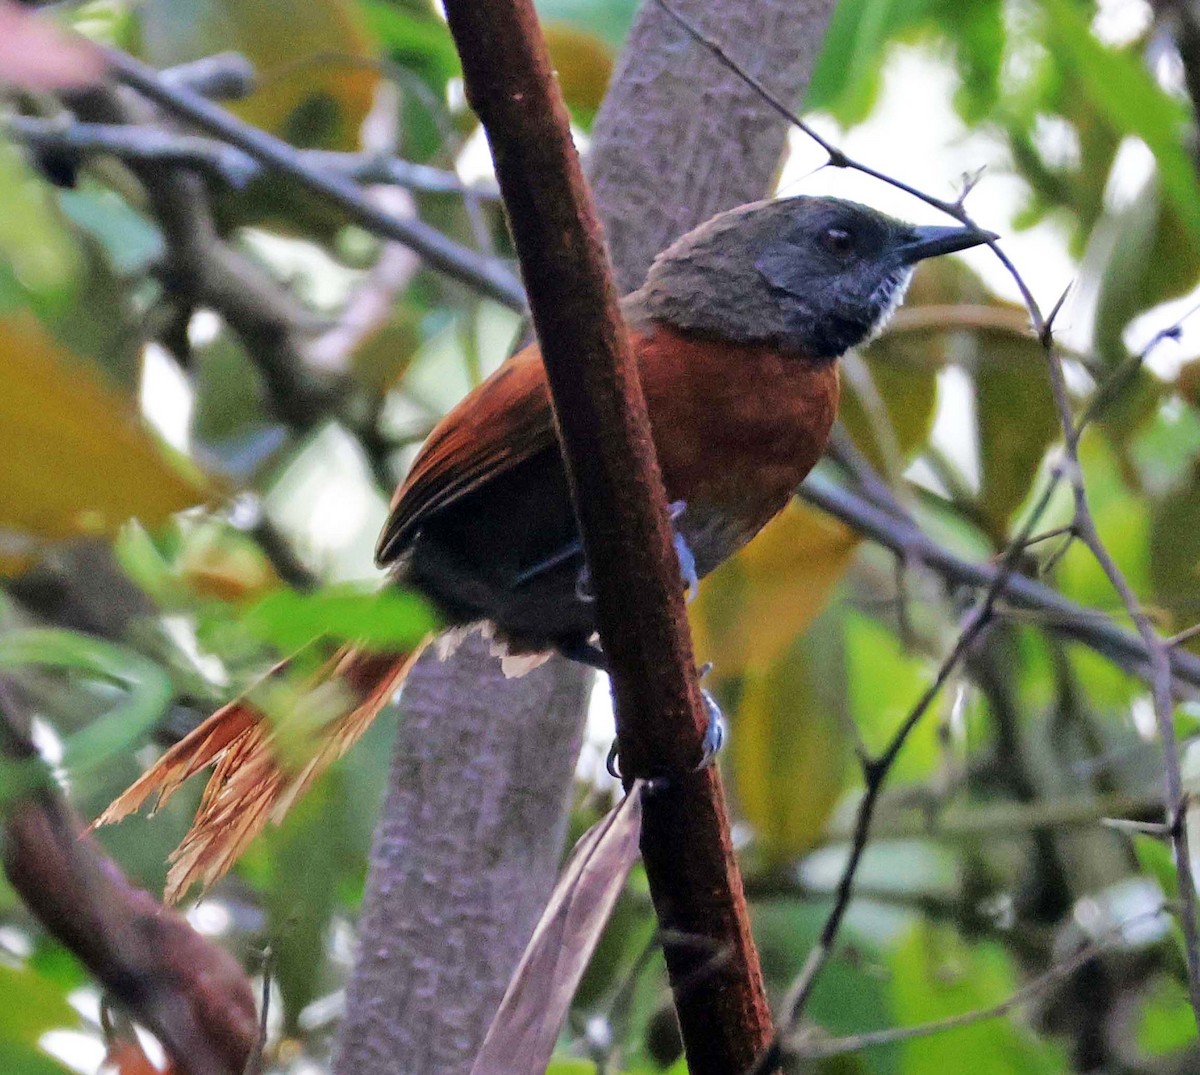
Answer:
[[376, 342, 558, 564]]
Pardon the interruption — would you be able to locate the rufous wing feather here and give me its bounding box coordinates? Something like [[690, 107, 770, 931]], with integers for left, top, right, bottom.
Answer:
[[96, 641, 430, 903], [376, 343, 557, 564]]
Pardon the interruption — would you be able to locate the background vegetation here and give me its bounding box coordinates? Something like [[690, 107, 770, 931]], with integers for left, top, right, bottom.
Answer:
[[3, 0, 1200, 1071]]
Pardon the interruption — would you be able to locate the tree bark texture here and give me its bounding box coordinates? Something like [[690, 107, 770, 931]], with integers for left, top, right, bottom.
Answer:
[[589, 0, 836, 294], [334, 636, 590, 1074], [334, 1, 836, 1072]]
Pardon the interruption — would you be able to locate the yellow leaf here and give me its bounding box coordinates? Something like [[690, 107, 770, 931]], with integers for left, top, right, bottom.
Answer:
[[730, 617, 852, 860], [690, 501, 858, 676], [543, 23, 613, 121], [141, 0, 378, 150], [0, 314, 206, 570]]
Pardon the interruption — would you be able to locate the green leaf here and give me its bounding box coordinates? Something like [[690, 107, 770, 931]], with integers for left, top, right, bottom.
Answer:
[[254, 770, 347, 1030], [1088, 175, 1200, 369], [808, 0, 1003, 127], [807, 0, 936, 125], [58, 186, 164, 278], [190, 329, 283, 480], [1058, 433, 1152, 611], [845, 611, 941, 785], [891, 923, 1066, 1074], [241, 583, 441, 652], [974, 335, 1060, 532], [1136, 975, 1196, 1057], [0, 963, 77, 1043], [941, 0, 1004, 124], [729, 604, 853, 861], [0, 140, 81, 317], [1149, 470, 1200, 637], [1133, 833, 1178, 899], [27, 940, 88, 997], [0, 1042, 73, 1075], [0, 629, 172, 778], [361, 0, 460, 85], [0, 143, 143, 389], [753, 900, 897, 1075], [844, 258, 999, 478], [1041, 0, 1200, 245]]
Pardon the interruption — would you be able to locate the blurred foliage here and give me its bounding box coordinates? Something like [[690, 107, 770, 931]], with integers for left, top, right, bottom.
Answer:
[[1, 0, 1200, 1072], [139, 0, 379, 151]]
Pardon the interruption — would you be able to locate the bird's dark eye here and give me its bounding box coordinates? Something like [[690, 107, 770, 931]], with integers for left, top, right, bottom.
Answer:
[[822, 227, 855, 256]]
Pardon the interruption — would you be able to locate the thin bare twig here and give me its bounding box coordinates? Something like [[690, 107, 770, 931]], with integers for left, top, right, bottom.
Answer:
[[160, 52, 257, 100], [801, 475, 1200, 690], [102, 47, 526, 310], [786, 909, 1166, 1061], [4, 114, 498, 199]]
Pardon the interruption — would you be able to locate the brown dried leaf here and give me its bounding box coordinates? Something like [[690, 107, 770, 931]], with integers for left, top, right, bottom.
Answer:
[[470, 784, 645, 1075]]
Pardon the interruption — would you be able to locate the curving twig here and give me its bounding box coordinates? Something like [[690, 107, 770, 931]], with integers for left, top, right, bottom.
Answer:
[[4, 114, 497, 199], [787, 909, 1166, 1061]]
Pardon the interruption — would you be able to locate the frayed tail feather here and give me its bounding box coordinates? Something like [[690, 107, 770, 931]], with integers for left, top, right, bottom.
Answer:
[[94, 639, 431, 903]]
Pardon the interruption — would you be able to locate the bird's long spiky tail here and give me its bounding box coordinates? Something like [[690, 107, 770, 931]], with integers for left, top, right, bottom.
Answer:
[[94, 640, 432, 903]]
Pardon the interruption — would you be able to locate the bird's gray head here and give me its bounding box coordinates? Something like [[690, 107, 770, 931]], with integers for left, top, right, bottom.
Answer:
[[624, 196, 995, 360]]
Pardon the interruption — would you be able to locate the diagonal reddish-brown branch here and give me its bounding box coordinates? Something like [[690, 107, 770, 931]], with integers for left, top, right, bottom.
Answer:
[[0, 682, 259, 1075], [438, 2, 773, 1071]]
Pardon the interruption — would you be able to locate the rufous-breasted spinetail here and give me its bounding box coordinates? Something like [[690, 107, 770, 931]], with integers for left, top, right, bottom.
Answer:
[[97, 195, 992, 901]]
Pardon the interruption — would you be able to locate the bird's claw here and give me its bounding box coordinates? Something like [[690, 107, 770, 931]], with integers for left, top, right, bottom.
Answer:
[[605, 671, 725, 780], [606, 739, 622, 780], [667, 500, 699, 602], [697, 687, 725, 769], [576, 501, 696, 605]]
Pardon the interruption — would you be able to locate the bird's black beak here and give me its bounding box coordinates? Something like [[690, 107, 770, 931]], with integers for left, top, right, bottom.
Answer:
[[894, 223, 998, 265]]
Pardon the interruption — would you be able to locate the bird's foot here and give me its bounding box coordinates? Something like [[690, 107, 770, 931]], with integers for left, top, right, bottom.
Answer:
[[561, 641, 723, 778], [604, 682, 723, 779], [667, 500, 699, 603], [606, 739, 622, 780], [572, 502, 696, 605], [695, 662, 725, 770]]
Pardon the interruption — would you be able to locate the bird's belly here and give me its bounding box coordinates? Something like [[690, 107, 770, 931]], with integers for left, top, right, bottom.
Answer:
[[401, 342, 838, 653], [643, 335, 840, 573]]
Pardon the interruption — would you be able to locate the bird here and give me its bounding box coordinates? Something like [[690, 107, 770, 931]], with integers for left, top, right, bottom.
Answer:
[[96, 195, 993, 901]]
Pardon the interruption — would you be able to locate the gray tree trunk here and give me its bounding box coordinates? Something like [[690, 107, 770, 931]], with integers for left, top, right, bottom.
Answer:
[[333, 2, 836, 1072]]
